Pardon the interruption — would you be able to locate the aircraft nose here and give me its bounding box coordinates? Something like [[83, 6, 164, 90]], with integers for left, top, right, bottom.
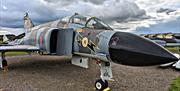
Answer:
[[109, 32, 178, 66]]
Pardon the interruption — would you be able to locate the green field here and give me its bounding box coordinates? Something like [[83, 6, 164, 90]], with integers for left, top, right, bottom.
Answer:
[[166, 47, 180, 54], [0, 52, 29, 55], [168, 47, 180, 91], [169, 76, 180, 91]]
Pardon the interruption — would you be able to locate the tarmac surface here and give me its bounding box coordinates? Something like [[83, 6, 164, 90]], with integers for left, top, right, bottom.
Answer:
[[0, 55, 179, 91]]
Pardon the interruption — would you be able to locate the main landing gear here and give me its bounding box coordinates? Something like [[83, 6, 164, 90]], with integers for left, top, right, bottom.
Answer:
[[95, 59, 112, 91], [0, 52, 8, 72]]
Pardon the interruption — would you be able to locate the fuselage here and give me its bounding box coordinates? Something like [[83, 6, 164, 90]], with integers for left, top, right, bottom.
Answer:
[[21, 15, 112, 54], [15, 14, 178, 66]]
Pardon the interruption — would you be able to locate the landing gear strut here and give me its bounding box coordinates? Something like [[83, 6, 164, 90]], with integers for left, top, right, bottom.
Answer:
[[95, 59, 112, 91], [0, 52, 8, 72]]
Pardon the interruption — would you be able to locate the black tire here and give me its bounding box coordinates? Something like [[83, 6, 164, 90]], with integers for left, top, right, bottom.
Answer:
[[95, 79, 108, 91]]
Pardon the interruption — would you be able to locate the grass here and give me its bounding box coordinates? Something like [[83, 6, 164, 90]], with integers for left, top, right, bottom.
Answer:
[[169, 76, 180, 91], [168, 47, 180, 91], [0, 52, 29, 55], [165, 47, 180, 54]]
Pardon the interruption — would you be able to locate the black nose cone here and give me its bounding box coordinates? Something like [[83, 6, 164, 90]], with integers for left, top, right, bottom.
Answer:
[[109, 32, 178, 66]]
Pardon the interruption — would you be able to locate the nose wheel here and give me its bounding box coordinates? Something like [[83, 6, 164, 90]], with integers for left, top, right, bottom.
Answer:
[[95, 79, 110, 91]]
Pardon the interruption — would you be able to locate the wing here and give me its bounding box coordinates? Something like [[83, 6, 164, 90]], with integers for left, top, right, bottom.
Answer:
[[0, 45, 39, 52]]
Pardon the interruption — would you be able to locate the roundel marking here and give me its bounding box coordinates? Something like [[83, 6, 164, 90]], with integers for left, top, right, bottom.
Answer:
[[82, 37, 88, 47]]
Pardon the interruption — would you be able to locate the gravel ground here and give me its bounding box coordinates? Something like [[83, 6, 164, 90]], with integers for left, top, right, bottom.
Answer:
[[0, 55, 179, 91]]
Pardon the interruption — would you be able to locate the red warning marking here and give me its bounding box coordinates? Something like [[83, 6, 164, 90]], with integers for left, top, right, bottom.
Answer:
[[40, 34, 43, 45]]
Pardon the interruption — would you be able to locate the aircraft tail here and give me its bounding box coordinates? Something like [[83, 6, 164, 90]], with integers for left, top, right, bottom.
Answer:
[[3, 35, 9, 43], [24, 13, 34, 32]]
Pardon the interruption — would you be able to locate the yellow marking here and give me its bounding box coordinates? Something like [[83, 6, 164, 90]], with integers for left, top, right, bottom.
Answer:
[[89, 40, 100, 50], [76, 29, 84, 32], [89, 40, 99, 49], [103, 87, 110, 91]]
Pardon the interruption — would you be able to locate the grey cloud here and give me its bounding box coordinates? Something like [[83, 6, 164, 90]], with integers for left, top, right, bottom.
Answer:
[[0, 0, 146, 28], [0, 0, 62, 27], [43, 0, 75, 6], [43, 0, 106, 5], [135, 17, 180, 34], [82, 0, 107, 5], [90, 0, 146, 23]]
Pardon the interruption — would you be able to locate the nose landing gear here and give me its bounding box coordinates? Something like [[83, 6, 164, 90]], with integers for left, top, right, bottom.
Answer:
[[95, 59, 112, 91]]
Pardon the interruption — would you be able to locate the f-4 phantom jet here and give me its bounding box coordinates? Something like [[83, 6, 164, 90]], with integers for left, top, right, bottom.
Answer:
[[141, 33, 180, 47], [0, 13, 179, 91]]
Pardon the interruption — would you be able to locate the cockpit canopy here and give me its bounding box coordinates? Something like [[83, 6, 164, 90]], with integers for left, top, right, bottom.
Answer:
[[62, 13, 112, 30]]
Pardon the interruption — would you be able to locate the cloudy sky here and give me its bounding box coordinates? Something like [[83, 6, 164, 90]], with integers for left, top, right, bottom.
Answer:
[[0, 0, 180, 34]]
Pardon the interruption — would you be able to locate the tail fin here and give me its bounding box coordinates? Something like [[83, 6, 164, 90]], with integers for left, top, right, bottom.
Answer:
[[24, 13, 34, 31], [3, 35, 9, 43]]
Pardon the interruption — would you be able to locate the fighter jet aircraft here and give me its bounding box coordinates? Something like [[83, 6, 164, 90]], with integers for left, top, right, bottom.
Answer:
[[141, 33, 180, 47], [0, 13, 179, 91]]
